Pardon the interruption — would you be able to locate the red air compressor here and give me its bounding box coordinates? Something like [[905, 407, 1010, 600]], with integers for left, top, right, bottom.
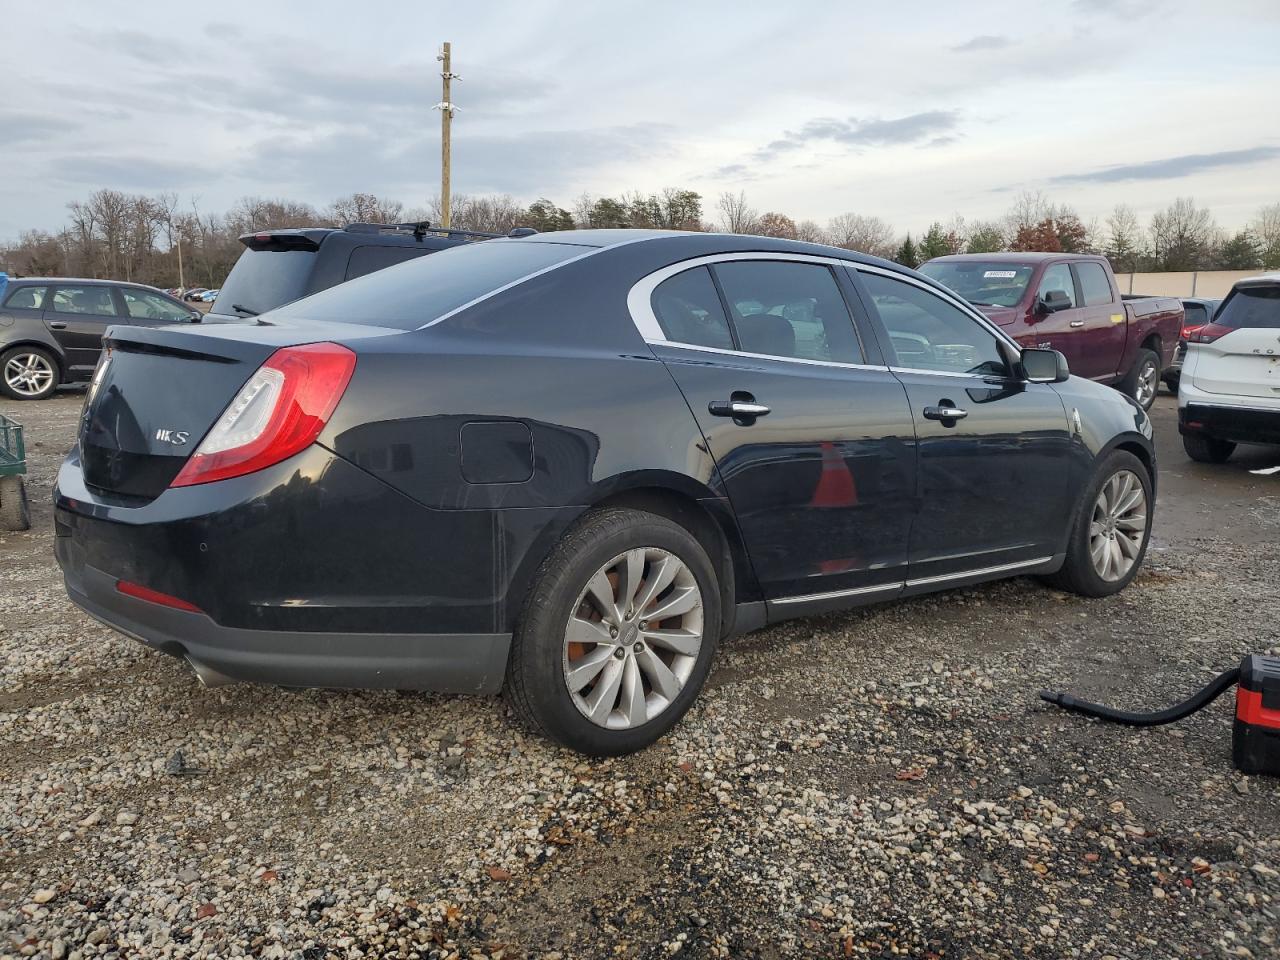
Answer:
[[1040, 654, 1280, 777]]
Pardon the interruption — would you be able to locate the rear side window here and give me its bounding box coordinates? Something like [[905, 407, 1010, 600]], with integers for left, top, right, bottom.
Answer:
[[345, 245, 430, 281], [1075, 262, 1113, 307], [1037, 264, 1077, 308], [51, 285, 117, 316], [1215, 285, 1280, 330], [651, 267, 733, 350], [3, 286, 45, 309], [269, 240, 590, 330], [120, 288, 192, 322], [214, 249, 316, 317], [712, 260, 863, 363]]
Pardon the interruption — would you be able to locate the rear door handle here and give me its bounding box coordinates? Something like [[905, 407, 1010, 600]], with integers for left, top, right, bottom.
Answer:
[[709, 400, 771, 419], [923, 405, 968, 421], [48, 321, 67, 329], [1069, 320, 1085, 328]]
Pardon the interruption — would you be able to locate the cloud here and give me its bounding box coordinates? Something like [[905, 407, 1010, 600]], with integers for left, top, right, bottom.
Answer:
[[47, 155, 220, 190], [1050, 146, 1280, 184], [0, 112, 79, 145], [952, 35, 1011, 52], [753, 110, 960, 163]]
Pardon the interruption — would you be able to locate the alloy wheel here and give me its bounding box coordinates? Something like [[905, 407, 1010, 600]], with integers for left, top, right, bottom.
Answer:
[[3, 353, 55, 397], [562, 547, 704, 730], [1088, 469, 1147, 581], [1135, 360, 1158, 407]]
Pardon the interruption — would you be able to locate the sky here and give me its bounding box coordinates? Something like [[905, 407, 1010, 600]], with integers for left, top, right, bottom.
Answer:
[[2, 0, 1278, 242]]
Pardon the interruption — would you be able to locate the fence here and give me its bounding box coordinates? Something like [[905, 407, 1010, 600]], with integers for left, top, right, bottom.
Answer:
[[1116, 270, 1268, 299]]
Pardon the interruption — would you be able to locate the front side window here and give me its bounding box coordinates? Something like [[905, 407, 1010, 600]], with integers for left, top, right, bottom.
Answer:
[[650, 267, 734, 350], [1037, 264, 1077, 308], [712, 260, 863, 363], [3, 286, 45, 310], [1075, 262, 1113, 307], [120, 288, 191, 322], [50, 285, 117, 316], [859, 271, 1007, 376], [1215, 285, 1280, 330]]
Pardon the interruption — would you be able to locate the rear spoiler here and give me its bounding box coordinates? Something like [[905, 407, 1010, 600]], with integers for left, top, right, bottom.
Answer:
[[344, 221, 506, 242], [239, 231, 325, 252]]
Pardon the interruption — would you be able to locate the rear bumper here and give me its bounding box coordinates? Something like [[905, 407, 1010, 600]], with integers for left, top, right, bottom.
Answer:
[[1178, 398, 1280, 446], [62, 559, 510, 692]]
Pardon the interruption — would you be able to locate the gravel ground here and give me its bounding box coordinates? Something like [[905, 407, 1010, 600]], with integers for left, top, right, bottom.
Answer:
[[3, 390, 1279, 959]]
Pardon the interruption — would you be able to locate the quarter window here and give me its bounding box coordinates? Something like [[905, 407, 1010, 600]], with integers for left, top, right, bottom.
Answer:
[[1037, 264, 1077, 308], [712, 260, 863, 363], [2, 286, 45, 309], [650, 267, 734, 350], [1075, 262, 1113, 307], [859, 271, 1007, 376], [50, 285, 118, 316], [120, 288, 191, 322]]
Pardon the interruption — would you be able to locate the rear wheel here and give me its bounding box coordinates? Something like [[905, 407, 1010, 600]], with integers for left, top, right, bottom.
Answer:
[[1, 347, 59, 400], [1121, 348, 1160, 411], [505, 507, 720, 756], [1041, 450, 1152, 598], [1183, 432, 1235, 464]]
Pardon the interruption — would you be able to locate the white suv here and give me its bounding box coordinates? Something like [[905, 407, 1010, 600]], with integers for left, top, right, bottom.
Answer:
[[1178, 273, 1280, 462]]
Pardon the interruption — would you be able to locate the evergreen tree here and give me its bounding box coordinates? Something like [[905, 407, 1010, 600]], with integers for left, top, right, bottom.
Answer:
[[894, 234, 920, 269]]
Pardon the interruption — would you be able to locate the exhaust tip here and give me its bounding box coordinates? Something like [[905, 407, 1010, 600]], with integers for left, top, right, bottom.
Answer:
[[187, 657, 238, 689]]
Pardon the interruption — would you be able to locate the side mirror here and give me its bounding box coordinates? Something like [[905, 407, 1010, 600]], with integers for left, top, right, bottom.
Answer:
[[1020, 347, 1069, 383], [1037, 289, 1073, 314]]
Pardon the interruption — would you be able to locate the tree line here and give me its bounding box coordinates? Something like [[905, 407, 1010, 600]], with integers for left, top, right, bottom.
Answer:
[[3, 186, 1277, 290]]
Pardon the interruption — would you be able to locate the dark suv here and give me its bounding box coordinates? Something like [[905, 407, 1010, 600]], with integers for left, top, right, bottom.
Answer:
[[206, 222, 493, 322], [0, 279, 200, 400]]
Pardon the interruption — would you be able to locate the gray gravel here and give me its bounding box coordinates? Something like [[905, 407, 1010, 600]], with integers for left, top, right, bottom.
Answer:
[[3, 390, 1279, 959]]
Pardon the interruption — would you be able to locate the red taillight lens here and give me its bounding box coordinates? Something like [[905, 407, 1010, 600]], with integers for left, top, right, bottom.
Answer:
[[170, 342, 356, 488], [1192, 323, 1229, 344], [116, 579, 204, 613], [1180, 324, 1203, 340]]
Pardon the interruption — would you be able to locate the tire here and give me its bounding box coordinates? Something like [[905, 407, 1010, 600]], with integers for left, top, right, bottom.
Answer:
[[505, 507, 721, 756], [1120, 348, 1160, 411], [1162, 373, 1179, 394], [0, 346, 60, 400], [1183, 432, 1235, 464], [0, 476, 30, 531], [1041, 450, 1152, 598]]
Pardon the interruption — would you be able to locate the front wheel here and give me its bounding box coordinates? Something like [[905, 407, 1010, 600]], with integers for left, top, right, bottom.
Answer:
[[1183, 432, 1235, 464], [506, 508, 721, 756], [1041, 450, 1152, 598], [1121, 348, 1160, 411]]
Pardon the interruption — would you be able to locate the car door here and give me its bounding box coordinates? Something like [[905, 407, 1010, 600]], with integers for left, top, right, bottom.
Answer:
[[851, 265, 1074, 586], [1016, 262, 1084, 368], [1070, 261, 1128, 381], [44, 284, 120, 378], [116, 286, 198, 328], [631, 254, 917, 610]]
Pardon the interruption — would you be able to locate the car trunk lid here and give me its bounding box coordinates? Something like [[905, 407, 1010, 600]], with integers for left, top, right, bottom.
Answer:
[[1187, 327, 1280, 398]]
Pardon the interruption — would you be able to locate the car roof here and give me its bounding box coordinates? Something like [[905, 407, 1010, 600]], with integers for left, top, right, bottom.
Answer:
[[4, 277, 169, 292], [923, 252, 1106, 264]]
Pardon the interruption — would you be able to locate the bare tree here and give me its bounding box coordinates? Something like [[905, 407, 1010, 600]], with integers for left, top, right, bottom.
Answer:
[[1253, 202, 1280, 269], [755, 212, 798, 239], [826, 212, 896, 258], [1149, 198, 1216, 271], [794, 219, 826, 244], [717, 190, 758, 233], [1105, 204, 1144, 273], [326, 193, 401, 225]]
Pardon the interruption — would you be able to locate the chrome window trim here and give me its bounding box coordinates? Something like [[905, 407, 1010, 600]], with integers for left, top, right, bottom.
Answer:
[[416, 234, 661, 331], [625, 251, 882, 368], [887, 366, 1008, 381]]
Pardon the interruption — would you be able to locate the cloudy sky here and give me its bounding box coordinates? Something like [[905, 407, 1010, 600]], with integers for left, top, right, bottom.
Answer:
[[2, 0, 1278, 241]]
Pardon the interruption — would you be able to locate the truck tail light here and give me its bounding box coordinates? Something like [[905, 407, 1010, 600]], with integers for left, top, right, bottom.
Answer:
[[170, 342, 356, 487]]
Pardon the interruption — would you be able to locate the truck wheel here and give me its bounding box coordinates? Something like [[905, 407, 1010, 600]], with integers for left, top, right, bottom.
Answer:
[[0, 476, 31, 531], [1, 346, 60, 400], [505, 507, 720, 756], [1183, 433, 1235, 464], [1120, 348, 1160, 411], [1040, 450, 1152, 598]]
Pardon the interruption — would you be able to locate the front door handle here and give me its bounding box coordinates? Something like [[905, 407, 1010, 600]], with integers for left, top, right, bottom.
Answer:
[[1069, 320, 1085, 328], [709, 399, 771, 419], [48, 321, 67, 329], [923, 404, 968, 422]]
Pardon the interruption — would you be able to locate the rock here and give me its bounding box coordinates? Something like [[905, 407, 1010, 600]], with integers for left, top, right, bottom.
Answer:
[[115, 811, 138, 826], [32, 888, 56, 903]]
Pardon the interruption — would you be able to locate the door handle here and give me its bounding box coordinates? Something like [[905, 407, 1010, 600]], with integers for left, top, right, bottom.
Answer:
[[48, 321, 67, 329], [1069, 320, 1085, 328], [923, 405, 968, 421], [709, 399, 771, 419]]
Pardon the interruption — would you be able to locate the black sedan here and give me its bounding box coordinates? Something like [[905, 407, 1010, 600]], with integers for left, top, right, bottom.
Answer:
[[55, 231, 1156, 755]]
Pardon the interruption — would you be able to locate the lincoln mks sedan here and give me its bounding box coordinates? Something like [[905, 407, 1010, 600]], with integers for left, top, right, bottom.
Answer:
[[55, 230, 1155, 755]]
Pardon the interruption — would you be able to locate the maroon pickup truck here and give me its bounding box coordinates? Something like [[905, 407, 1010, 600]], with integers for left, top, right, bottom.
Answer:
[[919, 253, 1182, 410]]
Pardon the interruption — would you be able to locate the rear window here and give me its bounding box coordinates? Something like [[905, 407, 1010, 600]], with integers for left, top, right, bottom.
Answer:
[[268, 240, 591, 329], [212, 249, 316, 318], [1182, 303, 1208, 326], [1215, 285, 1280, 330]]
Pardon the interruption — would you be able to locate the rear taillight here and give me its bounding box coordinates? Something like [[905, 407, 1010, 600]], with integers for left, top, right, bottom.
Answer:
[[169, 342, 355, 487], [1180, 324, 1203, 341], [1191, 322, 1229, 344]]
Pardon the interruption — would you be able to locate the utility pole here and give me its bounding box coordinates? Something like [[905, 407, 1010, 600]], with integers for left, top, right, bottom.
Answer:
[[435, 42, 457, 228]]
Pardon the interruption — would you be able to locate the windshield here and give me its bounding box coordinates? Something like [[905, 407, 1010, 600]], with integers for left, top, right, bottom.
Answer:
[[267, 239, 591, 330], [211, 249, 316, 318], [1215, 284, 1280, 330], [919, 261, 1035, 308]]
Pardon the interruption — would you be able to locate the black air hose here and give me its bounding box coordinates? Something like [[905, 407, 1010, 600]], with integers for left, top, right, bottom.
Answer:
[[1040, 666, 1241, 727]]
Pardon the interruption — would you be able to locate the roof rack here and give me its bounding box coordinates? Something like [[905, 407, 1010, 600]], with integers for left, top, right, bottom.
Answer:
[[343, 221, 507, 242]]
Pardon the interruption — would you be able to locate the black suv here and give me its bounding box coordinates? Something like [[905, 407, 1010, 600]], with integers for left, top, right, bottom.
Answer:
[[1, 279, 201, 400], [206, 222, 494, 322]]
